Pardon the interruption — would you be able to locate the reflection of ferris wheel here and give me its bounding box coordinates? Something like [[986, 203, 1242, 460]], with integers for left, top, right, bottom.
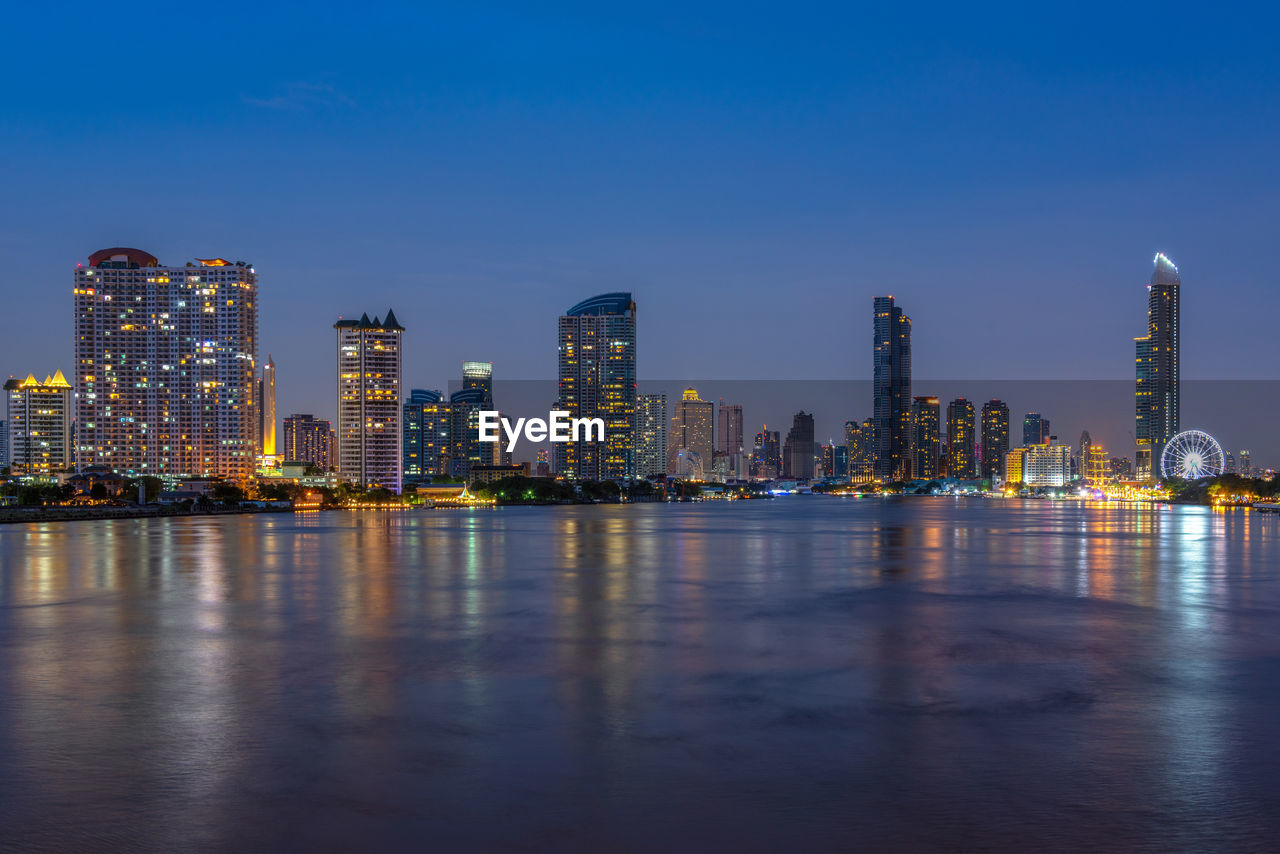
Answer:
[[1161, 430, 1225, 480]]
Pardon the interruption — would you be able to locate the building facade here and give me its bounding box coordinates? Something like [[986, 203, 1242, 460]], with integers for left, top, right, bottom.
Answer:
[[752, 428, 781, 480], [668, 387, 714, 476], [717, 401, 744, 473], [1024, 444, 1073, 487], [556, 293, 637, 481], [636, 393, 668, 479], [873, 296, 912, 482], [846, 418, 876, 484], [5, 372, 73, 474], [1135, 253, 1180, 481], [282, 413, 334, 471], [1006, 447, 1027, 485], [335, 311, 403, 492], [782, 410, 815, 480], [74, 248, 259, 481], [946, 398, 976, 480], [980, 399, 1010, 482], [258, 354, 277, 458], [1022, 412, 1050, 447], [910, 396, 941, 480]]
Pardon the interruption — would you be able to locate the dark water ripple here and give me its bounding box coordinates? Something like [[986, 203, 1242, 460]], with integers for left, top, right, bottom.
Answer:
[[1, 498, 1280, 852]]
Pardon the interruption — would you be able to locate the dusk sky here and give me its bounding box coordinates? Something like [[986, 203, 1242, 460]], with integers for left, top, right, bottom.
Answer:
[[3, 1, 1278, 431]]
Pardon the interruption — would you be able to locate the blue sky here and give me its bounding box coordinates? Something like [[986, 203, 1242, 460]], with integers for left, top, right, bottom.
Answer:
[[2, 1, 1278, 427]]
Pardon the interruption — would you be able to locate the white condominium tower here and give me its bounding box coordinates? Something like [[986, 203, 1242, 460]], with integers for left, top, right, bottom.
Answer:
[[73, 248, 259, 482], [335, 311, 404, 492]]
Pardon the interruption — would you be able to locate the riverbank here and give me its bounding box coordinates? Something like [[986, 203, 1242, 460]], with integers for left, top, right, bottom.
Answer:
[[0, 504, 293, 525]]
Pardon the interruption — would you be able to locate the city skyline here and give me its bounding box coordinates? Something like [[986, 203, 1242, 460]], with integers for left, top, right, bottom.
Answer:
[[7, 248, 1277, 478]]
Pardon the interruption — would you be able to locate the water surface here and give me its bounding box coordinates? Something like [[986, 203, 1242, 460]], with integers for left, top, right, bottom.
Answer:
[[2, 499, 1279, 851]]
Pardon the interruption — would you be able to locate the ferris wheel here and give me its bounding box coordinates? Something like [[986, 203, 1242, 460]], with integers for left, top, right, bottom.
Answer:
[[1161, 430, 1226, 480]]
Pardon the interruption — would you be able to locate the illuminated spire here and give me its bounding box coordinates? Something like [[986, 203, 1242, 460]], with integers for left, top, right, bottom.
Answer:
[[1150, 252, 1180, 287]]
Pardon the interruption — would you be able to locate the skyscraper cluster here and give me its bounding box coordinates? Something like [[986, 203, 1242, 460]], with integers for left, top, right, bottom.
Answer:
[[2, 247, 1237, 493]]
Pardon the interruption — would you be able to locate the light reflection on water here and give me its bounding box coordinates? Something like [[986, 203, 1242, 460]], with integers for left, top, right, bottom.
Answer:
[[1, 499, 1280, 851]]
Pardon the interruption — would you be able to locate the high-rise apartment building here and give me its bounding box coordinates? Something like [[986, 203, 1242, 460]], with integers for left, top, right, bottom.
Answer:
[[1022, 412, 1050, 447], [402, 389, 450, 482], [258, 354, 277, 458], [782, 411, 815, 480], [668, 387, 714, 475], [282, 413, 334, 471], [556, 293, 637, 481], [873, 296, 912, 482], [4, 372, 73, 474], [637, 393, 668, 479], [980, 400, 1010, 482], [1135, 253, 1180, 481], [910, 396, 941, 481], [74, 248, 259, 481], [947, 398, 976, 480], [335, 311, 403, 492], [0, 418, 8, 469]]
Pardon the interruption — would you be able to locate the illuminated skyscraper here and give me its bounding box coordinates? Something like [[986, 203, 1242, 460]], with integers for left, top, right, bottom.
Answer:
[[873, 296, 912, 481], [74, 248, 259, 481], [282, 413, 334, 471], [5, 371, 72, 474], [980, 399, 1010, 481], [335, 310, 403, 492], [947, 398, 976, 480], [258, 354, 277, 457], [910, 396, 941, 480], [1022, 412, 1050, 447], [461, 361, 493, 406], [1135, 253, 1180, 481], [637, 393, 668, 478], [669, 387, 714, 475], [846, 418, 876, 484], [751, 428, 781, 480], [0, 418, 8, 469], [556, 293, 636, 480]]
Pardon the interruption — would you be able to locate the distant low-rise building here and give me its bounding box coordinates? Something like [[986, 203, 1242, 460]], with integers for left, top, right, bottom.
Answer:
[[282, 414, 335, 472], [1024, 444, 1072, 487]]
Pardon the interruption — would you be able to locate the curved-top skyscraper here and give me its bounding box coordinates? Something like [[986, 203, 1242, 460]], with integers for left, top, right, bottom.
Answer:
[[1134, 253, 1180, 481], [556, 293, 637, 480]]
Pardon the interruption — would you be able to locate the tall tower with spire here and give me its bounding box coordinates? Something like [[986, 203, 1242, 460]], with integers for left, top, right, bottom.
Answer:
[[1135, 253, 1180, 481], [260, 354, 277, 458]]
